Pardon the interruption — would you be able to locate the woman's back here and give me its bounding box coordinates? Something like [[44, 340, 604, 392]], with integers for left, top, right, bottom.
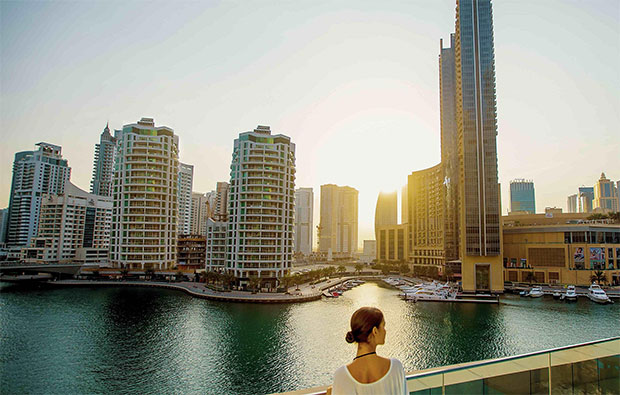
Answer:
[[346, 355, 391, 383], [332, 358, 406, 395]]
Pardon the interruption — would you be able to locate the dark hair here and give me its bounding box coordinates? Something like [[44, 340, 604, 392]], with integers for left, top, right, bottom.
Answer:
[[345, 307, 384, 344]]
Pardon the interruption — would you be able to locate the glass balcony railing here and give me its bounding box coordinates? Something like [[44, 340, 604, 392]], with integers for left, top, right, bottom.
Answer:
[[282, 337, 619, 395]]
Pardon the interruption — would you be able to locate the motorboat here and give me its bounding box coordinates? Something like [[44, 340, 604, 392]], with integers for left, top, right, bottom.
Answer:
[[562, 285, 578, 302], [587, 283, 612, 304], [552, 292, 562, 300], [519, 290, 529, 297], [528, 287, 544, 298]]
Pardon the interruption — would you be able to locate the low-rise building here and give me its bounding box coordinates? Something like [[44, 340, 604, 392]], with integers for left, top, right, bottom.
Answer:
[[177, 234, 206, 271], [22, 182, 112, 265], [502, 213, 620, 286]]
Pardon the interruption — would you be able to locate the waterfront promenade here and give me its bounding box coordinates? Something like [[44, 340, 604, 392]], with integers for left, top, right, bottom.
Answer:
[[46, 275, 378, 303]]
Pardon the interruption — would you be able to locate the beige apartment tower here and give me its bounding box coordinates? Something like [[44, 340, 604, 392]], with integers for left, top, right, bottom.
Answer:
[[109, 118, 179, 270], [319, 184, 358, 258]]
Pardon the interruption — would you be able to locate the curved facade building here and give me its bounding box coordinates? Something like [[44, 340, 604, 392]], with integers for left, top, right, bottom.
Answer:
[[374, 191, 397, 239], [227, 126, 295, 287], [109, 118, 179, 270]]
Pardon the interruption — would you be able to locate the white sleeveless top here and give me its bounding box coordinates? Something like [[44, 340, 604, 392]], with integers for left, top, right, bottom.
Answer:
[[332, 358, 407, 395]]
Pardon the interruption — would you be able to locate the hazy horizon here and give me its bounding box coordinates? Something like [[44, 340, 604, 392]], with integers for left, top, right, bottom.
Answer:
[[1, 0, 619, 248]]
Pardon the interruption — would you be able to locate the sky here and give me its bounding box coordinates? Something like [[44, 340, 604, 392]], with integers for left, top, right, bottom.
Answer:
[[1, 0, 619, 249]]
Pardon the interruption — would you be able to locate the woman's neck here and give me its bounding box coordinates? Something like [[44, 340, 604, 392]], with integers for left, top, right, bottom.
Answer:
[[356, 342, 377, 357]]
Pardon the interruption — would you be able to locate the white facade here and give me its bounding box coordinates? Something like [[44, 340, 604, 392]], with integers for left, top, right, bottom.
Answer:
[[190, 192, 209, 236], [567, 194, 578, 213], [360, 240, 377, 264], [227, 125, 295, 282], [206, 218, 227, 272], [23, 181, 112, 265], [294, 187, 313, 255], [319, 184, 359, 257], [109, 118, 179, 270], [7, 143, 71, 247], [178, 162, 194, 235], [90, 123, 117, 197]]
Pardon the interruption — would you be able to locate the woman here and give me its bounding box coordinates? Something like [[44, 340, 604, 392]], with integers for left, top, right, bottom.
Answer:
[[329, 307, 407, 395]]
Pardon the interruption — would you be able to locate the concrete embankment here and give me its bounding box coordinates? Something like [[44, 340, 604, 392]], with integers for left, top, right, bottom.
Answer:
[[47, 280, 322, 304]]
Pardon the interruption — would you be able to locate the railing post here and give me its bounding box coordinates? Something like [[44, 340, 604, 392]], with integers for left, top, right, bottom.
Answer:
[[548, 351, 552, 395]]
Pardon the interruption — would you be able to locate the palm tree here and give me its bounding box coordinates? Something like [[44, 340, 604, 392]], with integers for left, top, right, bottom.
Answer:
[[398, 263, 410, 276], [175, 270, 184, 282], [354, 263, 363, 275], [338, 265, 346, 277], [590, 270, 607, 285]]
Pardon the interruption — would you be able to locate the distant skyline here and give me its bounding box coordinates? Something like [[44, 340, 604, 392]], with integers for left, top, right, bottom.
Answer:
[[1, 0, 619, 248]]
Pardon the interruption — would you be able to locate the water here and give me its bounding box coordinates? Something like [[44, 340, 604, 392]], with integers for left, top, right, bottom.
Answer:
[[1, 281, 618, 394]]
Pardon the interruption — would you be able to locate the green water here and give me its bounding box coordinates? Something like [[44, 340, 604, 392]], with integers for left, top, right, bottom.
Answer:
[[1, 281, 618, 394]]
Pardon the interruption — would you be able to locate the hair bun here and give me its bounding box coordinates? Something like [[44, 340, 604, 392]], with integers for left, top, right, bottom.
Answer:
[[345, 331, 355, 343]]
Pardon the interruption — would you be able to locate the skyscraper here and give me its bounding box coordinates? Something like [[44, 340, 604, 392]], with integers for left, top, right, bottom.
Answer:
[[227, 125, 296, 287], [578, 186, 594, 213], [213, 182, 229, 222], [190, 192, 209, 236], [567, 194, 578, 213], [374, 191, 397, 238], [178, 162, 194, 235], [294, 187, 313, 256], [510, 179, 536, 214], [109, 118, 179, 270], [454, 0, 502, 292], [319, 184, 359, 257], [439, 33, 460, 263], [90, 123, 117, 197], [594, 173, 618, 211], [6, 143, 71, 247]]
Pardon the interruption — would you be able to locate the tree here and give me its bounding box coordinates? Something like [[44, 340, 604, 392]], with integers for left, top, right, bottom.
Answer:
[[354, 263, 363, 275], [249, 275, 261, 293], [590, 270, 607, 285], [144, 268, 155, 280], [444, 266, 454, 282], [120, 268, 129, 279], [587, 213, 608, 220], [175, 270, 185, 282], [338, 265, 346, 277], [398, 263, 410, 275]]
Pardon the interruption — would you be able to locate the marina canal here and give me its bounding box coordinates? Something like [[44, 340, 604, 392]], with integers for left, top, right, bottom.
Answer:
[[1, 281, 618, 394]]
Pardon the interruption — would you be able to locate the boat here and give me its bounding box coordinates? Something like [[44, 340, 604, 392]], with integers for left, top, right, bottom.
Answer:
[[552, 292, 562, 300], [562, 285, 578, 302], [519, 290, 529, 297], [528, 287, 544, 298], [587, 283, 612, 304]]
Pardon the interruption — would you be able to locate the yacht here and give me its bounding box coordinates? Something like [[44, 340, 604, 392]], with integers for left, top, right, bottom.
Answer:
[[587, 283, 612, 304], [563, 285, 578, 302], [528, 287, 544, 298]]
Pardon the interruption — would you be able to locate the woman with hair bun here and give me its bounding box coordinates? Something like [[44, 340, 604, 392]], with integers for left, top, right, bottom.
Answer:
[[328, 306, 407, 395]]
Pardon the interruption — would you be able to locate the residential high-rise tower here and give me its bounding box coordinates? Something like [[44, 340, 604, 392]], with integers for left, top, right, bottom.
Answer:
[[109, 118, 179, 270], [319, 184, 359, 257], [6, 143, 71, 247], [90, 123, 117, 197], [227, 125, 296, 287], [294, 187, 313, 256], [178, 163, 194, 235]]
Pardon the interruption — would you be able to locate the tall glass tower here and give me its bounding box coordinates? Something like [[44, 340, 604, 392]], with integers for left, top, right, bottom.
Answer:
[[90, 123, 117, 197], [510, 179, 536, 214], [455, 0, 502, 292]]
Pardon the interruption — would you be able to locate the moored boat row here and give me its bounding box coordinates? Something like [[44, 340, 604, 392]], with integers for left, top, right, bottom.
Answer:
[[519, 283, 613, 304]]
